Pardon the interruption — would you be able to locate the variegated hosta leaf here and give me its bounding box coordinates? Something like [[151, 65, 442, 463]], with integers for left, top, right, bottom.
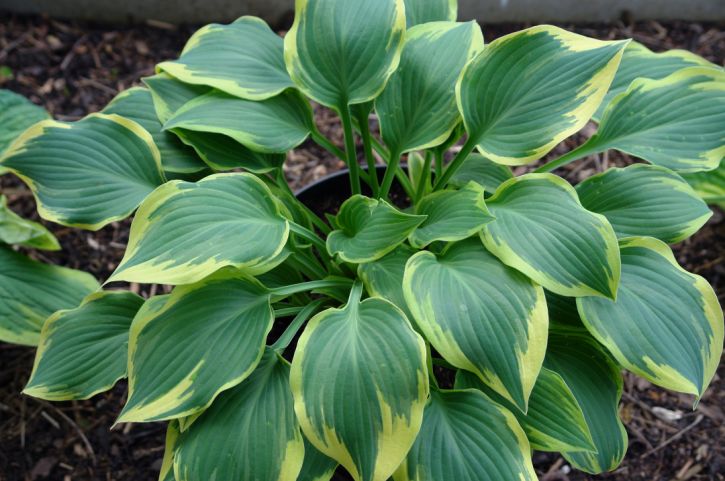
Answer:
[[407, 152, 430, 197], [409, 182, 493, 248], [23, 291, 144, 400], [291, 284, 428, 481], [143, 73, 285, 173], [0, 113, 165, 230], [576, 164, 712, 243], [0, 195, 59, 250], [103, 87, 207, 174], [117, 271, 273, 422], [594, 41, 717, 121], [455, 368, 595, 453], [545, 328, 627, 474], [481, 173, 621, 299], [0, 89, 50, 155], [158, 16, 293, 100], [545, 290, 584, 328], [376, 21, 483, 154], [164, 89, 313, 154], [683, 159, 725, 209], [403, 0, 456, 26], [143, 72, 211, 124], [448, 153, 513, 193], [584, 67, 725, 173], [284, 0, 406, 109], [357, 245, 416, 322], [109, 173, 289, 285], [159, 421, 180, 481], [174, 349, 304, 481], [403, 238, 548, 411], [394, 389, 537, 481], [326, 195, 426, 263], [297, 438, 338, 481], [0, 246, 98, 345], [457, 25, 627, 165], [578, 237, 724, 398]]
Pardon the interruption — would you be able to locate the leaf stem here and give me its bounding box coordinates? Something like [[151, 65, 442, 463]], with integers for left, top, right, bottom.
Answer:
[[289, 222, 328, 257], [274, 170, 331, 235], [274, 306, 305, 318], [355, 107, 380, 198], [533, 138, 603, 173], [311, 128, 345, 160], [365, 132, 416, 198], [379, 148, 402, 199], [414, 151, 433, 204], [434, 148, 443, 181], [339, 105, 362, 195], [271, 278, 353, 299], [433, 136, 477, 190], [272, 300, 325, 352]]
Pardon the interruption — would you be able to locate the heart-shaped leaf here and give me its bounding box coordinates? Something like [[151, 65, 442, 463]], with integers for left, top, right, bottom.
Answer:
[[158, 16, 293, 100], [457, 26, 627, 165], [0, 246, 98, 345], [403, 238, 548, 411], [545, 328, 628, 474], [376, 21, 483, 154], [0, 195, 59, 250], [448, 153, 513, 193], [326, 195, 426, 263], [393, 389, 537, 481], [582, 67, 725, 173], [174, 349, 305, 481], [0, 113, 165, 229], [578, 237, 723, 398], [297, 437, 338, 481], [403, 0, 456, 26], [118, 270, 273, 422], [456, 368, 595, 453], [576, 164, 712, 243], [409, 182, 493, 248], [358, 245, 416, 322], [24, 291, 144, 400], [481, 173, 621, 299], [109, 173, 289, 285], [103, 87, 207, 174], [143, 72, 211, 124], [284, 0, 406, 109], [291, 283, 428, 481], [164, 89, 312, 153], [594, 41, 716, 121]]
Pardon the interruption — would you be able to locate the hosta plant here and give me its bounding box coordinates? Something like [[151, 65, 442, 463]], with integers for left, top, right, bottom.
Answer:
[[1, 1, 724, 480]]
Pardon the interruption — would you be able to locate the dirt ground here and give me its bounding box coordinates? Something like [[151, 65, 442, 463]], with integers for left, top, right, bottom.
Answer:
[[0, 12, 723, 481]]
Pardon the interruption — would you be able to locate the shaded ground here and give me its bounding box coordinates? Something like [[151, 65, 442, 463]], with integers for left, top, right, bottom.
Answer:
[[0, 12, 723, 481]]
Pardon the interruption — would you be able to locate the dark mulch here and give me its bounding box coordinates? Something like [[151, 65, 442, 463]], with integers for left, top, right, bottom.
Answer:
[[0, 12, 723, 481]]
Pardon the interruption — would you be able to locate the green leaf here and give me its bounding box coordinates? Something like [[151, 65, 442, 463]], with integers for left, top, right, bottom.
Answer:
[[545, 291, 584, 328], [578, 237, 723, 398], [403, 238, 548, 411], [109, 173, 289, 285], [594, 41, 717, 121], [326, 195, 426, 263], [103, 87, 207, 174], [393, 389, 537, 481], [455, 368, 595, 453], [158, 16, 293, 101], [357, 245, 416, 322], [159, 421, 180, 481], [0, 246, 99, 345], [284, 0, 406, 109], [174, 349, 305, 481], [457, 26, 627, 165], [403, 0, 456, 26], [409, 182, 493, 248], [683, 159, 725, 209], [0, 89, 50, 156], [481, 173, 621, 299], [448, 153, 514, 193], [376, 21, 483, 154], [576, 164, 712, 243], [0, 195, 59, 250], [545, 328, 627, 474], [297, 438, 338, 481], [164, 89, 313, 153], [117, 270, 273, 422], [0, 113, 166, 230], [143, 72, 211, 124], [291, 283, 428, 481], [23, 291, 144, 400], [583, 67, 725, 173]]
